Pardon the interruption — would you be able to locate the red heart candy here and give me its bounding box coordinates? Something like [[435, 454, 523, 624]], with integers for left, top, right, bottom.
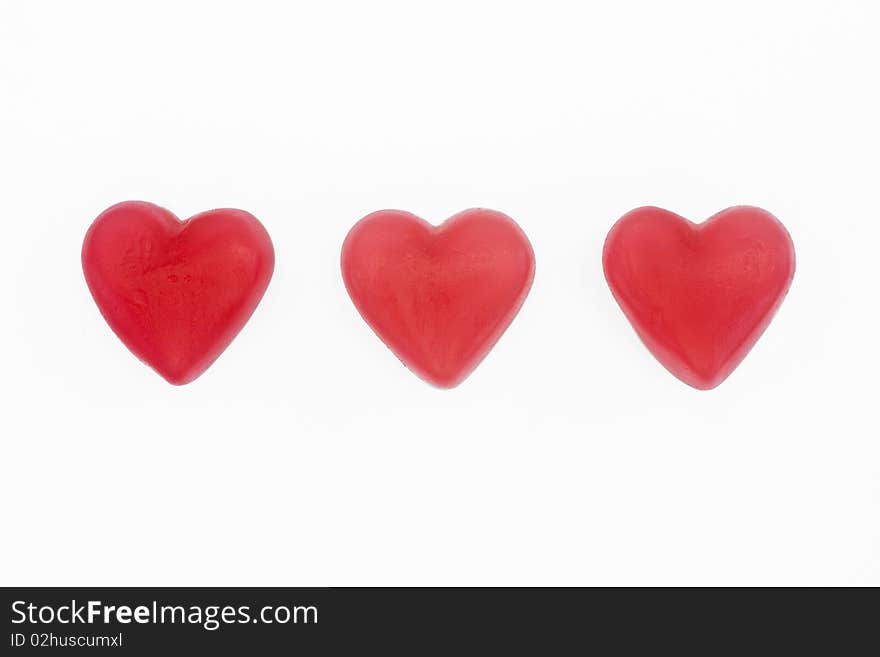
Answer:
[[603, 206, 795, 390], [341, 209, 535, 388], [82, 201, 274, 384]]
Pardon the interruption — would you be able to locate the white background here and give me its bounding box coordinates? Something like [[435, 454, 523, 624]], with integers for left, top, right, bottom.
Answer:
[[1, 0, 878, 586]]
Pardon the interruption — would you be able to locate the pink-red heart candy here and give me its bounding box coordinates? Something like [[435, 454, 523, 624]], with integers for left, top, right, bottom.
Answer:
[[603, 205, 795, 389], [341, 208, 535, 388]]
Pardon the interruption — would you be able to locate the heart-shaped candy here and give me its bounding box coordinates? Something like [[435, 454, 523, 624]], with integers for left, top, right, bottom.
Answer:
[[603, 206, 795, 389], [82, 201, 274, 384], [341, 208, 535, 387]]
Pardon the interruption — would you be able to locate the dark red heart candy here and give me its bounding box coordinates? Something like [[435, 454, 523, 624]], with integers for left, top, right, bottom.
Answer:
[[82, 201, 274, 384]]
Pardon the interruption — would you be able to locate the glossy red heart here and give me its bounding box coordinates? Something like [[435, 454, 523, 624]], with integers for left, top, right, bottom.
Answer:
[[603, 206, 795, 389], [341, 208, 535, 388], [82, 201, 274, 384]]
